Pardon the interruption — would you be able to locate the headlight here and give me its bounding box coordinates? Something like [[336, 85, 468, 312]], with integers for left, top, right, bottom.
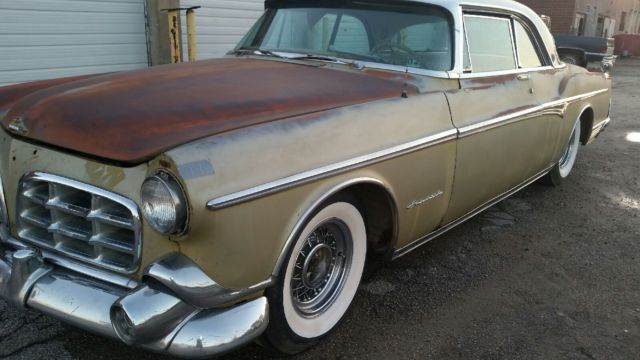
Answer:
[[141, 171, 188, 236]]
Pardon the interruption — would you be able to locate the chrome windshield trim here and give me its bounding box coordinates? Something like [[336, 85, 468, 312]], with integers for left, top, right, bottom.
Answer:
[[458, 88, 609, 137], [207, 129, 458, 210]]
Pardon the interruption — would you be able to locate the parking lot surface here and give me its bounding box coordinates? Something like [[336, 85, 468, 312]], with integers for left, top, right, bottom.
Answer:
[[1, 60, 639, 360]]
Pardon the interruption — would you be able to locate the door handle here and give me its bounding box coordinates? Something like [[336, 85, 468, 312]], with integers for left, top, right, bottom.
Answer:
[[517, 74, 530, 81]]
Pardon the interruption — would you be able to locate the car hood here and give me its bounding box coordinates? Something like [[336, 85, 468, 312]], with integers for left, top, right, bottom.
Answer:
[[1, 58, 413, 165]]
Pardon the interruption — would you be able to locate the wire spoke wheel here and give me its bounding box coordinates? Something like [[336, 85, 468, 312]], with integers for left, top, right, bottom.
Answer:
[[290, 220, 352, 317]]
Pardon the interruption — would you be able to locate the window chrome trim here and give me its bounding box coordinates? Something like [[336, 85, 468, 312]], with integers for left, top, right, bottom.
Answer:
[[459, 66, 554, 79], [458, 88, 610, 137], [17, 172, 143, 274], [207, 129, 458, 210], [462, 14, 518, 74], [0, 172, 7, 227]]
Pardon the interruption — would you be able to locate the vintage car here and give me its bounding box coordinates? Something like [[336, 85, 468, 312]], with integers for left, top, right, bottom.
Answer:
[[0, 0, 612, 357]]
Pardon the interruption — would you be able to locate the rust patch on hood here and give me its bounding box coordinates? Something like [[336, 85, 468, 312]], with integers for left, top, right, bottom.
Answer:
[[0, 74, 101, 111], [2, 58, 415, 165]]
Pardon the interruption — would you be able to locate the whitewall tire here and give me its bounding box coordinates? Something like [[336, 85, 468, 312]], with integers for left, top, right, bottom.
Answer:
[[263, 199, 367, 354]]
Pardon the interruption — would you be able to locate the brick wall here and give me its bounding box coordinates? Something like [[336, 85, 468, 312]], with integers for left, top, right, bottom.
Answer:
[[517, 0, 577, 34]]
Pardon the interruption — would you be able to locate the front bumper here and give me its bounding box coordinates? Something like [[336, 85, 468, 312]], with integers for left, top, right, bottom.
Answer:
[[0, 233, 269, 358]]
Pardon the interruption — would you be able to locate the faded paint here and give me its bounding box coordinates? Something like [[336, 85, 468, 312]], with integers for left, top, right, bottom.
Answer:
[[1, 58, 418, 165]]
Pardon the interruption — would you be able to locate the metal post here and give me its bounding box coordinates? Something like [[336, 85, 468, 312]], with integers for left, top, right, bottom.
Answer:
[[186, 7, 201, 62], [166, 9, 182, 63]]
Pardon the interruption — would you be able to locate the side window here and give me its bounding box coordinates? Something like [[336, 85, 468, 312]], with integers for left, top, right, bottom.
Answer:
[[332, 16, 370, 55], [514, 21, 543, 68], [464, 15, 516, 72]]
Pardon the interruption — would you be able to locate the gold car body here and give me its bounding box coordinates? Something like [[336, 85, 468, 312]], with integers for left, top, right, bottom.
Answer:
[[0, 0, 612, 357]]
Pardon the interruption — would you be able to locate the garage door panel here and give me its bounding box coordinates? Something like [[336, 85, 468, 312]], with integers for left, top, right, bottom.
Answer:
[[0, 0, 148, 87], [3, 9, 145, 24], [0, 54, 148, 72], [0, 34, 146, 47], [1, 44, 147, 60], [0, 64, 143, 87], [1, 0, 143, 14], [0, 23, 144, 35], [181, 0, 264, 60]]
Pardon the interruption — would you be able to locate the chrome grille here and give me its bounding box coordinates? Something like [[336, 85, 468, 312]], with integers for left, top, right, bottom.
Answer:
[[17, 172, 141, 273]]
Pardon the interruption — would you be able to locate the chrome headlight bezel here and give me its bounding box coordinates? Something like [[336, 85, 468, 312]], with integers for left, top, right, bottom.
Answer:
[[140, 171, 189, 236]]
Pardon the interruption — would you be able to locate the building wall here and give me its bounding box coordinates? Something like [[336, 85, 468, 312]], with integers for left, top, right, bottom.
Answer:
[[0, 0, 149, 87], [517, 0, 577, 34]]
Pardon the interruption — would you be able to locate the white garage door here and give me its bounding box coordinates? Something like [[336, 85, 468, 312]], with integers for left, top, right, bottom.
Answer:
[[0, 0, 149, 87], [181, 0, 264, 60]]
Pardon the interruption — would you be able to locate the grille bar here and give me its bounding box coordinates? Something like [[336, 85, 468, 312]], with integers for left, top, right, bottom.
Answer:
[[17, 172, 141, 274]]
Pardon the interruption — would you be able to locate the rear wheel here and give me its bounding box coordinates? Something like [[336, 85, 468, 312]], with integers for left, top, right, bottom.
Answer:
[[544, 120, 581, 186], [263, 200, 367, 355]]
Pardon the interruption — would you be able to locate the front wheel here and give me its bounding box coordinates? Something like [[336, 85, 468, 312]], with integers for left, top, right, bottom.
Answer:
[[544, 120, 582, 186], [263, 200, 367, 355]]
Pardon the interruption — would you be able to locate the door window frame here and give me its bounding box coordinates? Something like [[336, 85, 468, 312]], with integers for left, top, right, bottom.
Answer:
[[460, 10, 553, 79]]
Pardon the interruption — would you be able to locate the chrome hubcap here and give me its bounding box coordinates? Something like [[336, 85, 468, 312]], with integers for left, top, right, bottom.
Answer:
[[291, 219, 352, 317]]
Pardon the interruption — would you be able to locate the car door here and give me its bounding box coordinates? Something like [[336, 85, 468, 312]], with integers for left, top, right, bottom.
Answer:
[[443, 13, 552, 224]]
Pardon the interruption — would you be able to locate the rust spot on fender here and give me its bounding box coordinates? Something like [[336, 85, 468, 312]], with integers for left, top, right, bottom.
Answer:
[[1, 58, 417, 165]]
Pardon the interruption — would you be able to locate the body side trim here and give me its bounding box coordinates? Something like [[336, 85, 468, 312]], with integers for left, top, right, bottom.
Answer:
[[393, 164, 554, 258], [207, 130, 457, 210], [458, 88, 609, 137], [207, 89, 608, 210]]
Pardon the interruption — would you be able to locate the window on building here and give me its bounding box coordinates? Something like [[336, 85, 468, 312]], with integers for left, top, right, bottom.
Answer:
[[620, 11, 627, 32], [573, 13, 586, 36]]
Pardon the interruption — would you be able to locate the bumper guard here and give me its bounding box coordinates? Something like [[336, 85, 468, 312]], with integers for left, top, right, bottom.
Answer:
[[0, 237, 269, 358]]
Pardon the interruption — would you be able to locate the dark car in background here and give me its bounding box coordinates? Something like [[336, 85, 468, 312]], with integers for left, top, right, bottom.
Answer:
[[554, 34, 616, 69]]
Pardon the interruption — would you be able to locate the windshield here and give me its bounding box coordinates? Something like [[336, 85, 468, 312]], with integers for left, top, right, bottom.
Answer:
[[235, 1, 453, 72]]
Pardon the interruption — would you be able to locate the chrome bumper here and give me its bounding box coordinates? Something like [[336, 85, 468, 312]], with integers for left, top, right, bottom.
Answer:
[[0, 237, 269, 358]]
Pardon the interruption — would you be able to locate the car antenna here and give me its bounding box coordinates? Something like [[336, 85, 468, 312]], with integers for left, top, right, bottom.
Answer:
[[401, 67, 409, 98]]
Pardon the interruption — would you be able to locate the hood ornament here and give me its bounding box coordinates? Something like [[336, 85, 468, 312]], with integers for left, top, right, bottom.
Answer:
[[7, 116, 29, 136]]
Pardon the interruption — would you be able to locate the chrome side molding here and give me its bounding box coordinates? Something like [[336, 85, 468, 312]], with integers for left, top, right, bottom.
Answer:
[[394, 165, 554, 258], [458, 88, 610, 137], [144, 252, 274, 309], [207, 129, 458, 210]]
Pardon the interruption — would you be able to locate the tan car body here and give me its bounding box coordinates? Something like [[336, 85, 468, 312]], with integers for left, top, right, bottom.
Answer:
[[0, 0, 612, 356]]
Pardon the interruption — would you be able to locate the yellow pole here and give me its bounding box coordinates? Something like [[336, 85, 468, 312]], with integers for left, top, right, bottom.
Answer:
[[187, 8, 197, 62], [167, 10, 182, 63]]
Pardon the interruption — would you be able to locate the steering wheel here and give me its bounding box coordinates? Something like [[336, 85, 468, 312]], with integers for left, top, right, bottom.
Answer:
[[370, 42, 423, 67]]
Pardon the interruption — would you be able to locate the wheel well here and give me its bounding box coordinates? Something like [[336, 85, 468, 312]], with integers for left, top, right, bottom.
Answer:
[[337, 183, 397, 269], [579, 107, 594, 145]]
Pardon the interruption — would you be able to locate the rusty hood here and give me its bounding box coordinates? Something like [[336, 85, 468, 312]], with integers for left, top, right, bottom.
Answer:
[[1, 58, 413, 165]]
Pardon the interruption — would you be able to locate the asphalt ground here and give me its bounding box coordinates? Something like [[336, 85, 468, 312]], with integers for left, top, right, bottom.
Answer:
[[1, 59, 639, 360]]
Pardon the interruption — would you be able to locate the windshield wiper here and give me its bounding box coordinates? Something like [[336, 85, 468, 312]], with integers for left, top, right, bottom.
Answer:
[[233, 49, 365, 69], [233, 48, 288, 59], [287, 54, 365, 69]]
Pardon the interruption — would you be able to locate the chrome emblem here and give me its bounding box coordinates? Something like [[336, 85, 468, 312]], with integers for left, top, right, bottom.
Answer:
[[407, 190, 444, 210], [7, 116, 29, 136]]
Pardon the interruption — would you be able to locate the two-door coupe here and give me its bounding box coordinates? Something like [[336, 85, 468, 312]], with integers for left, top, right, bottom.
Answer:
[[0, 0, 611, 357]]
